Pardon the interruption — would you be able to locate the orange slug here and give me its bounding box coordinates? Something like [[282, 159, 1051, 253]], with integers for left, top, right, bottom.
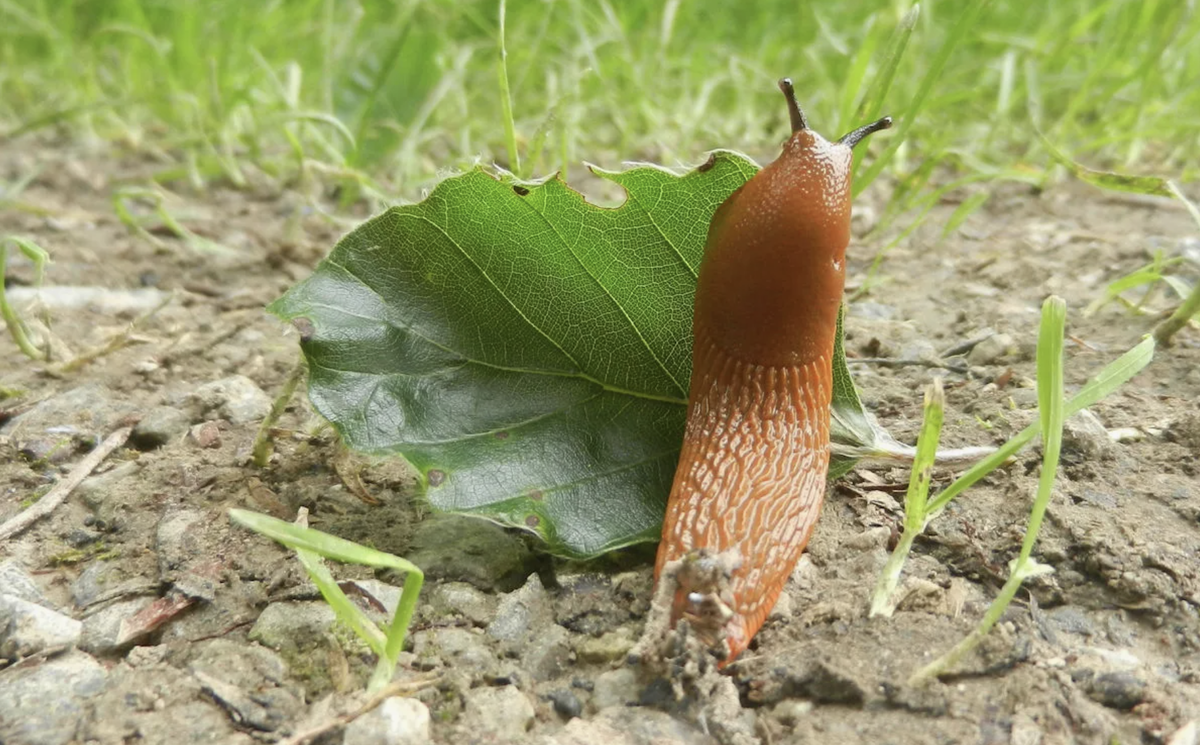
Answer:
[[653, 79, 891, 663]]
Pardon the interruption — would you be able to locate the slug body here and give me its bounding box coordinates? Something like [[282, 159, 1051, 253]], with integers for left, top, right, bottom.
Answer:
[[654, 80, 890, 663]]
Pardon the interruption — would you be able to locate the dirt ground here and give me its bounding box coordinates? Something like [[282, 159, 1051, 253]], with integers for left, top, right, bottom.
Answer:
[[1, 138, 1198, 745]]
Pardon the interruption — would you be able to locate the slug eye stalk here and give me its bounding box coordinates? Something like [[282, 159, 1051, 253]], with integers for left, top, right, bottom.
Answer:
[[838, 116, 895, 149], [777, 78, 809, 133]]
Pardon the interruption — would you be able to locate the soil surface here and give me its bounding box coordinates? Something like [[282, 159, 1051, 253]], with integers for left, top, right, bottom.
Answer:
[[2, 140, 1199, 745]]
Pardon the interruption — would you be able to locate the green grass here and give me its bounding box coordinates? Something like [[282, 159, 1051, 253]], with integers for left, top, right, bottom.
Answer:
[[229, 508, 425, 693], [2, 0, 1197, 209]]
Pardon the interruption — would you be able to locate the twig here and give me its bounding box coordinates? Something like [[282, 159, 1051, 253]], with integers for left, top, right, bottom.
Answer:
[[272, 674, 442, 745], [0, 426, 132, 541], [940, 332, 996, 359], [848, 356, 968, 372]]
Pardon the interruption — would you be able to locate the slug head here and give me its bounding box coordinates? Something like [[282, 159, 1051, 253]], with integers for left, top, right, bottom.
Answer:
[[693, 79, 891, 366]]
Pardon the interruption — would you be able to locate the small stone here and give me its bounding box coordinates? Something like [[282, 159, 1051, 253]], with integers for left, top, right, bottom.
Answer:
[[408, 515, 536, 592], [0, 382, 130, 440], [344, 696, 431, 745], [126, 644, 169, 667], [155, 509, 207, 576], [1164, 410, 1200, 454], [576, 628, 636, 664], [1062, 409, 1114, 460], [771, 699, 813, 727], [591, 668, 641, 711], [1167, 721, 1198, 745], [411, 627, 497, 673], [1009, 388, 1039, 408], [0, 594, 82, 657], [0, 559, 50, 607], [1086, 670, 1146, 710], [522, 623, 572, 681], [540, 716, 630, 745], [486, 574, 553, 652], [431, 581, 497, 626], [189, 421, 221, 448], [967, 333, 1015, 366], [847, 301, 896, 320], [460, 685, 534, 741], [547, 689, 582, 719], [589, 706, 718, 744], [130, 406, 191, 449], [248, 601, 338, 652], [75, 460, 140, 509], [0, 650, 108, 745], [79, 596, 155, 654], [191, 375, 272, 425], [71, 561, 127, 610]]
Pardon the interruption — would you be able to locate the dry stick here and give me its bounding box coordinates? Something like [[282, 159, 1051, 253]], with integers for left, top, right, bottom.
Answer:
[[0, 426, 132, 541], [272, 674, 442, 745]]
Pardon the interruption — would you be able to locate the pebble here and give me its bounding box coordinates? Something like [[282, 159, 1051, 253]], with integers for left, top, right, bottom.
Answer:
[[588, 706, 718, 745], [0, 382, 130, 440], [344, 696, 431, 745], [0, 594, 82, 657], [591, 667, 641, 711], [547, 689, 583, 719], [576, 628, 636, 664], [0, 650, 108, 745], [0, 559, 50, 607], [76, 460, 140, 510], [1062, 409, 1114, 459], [771, 699, 814, 727], [188, 421, 222, 448], [408, 515, 536, 592], [411, 627, 497, 673], [1085, 670, 1146, 710], [534, 717, 628, 745], [191, 375, 272, 425], [486, 573, 554, 653], [1168, 721, 1198, 745], [130, 406, 192, 449], [847, 301, 896, 320], [248, 601, 338, 652], [460, 685, 534, 741], [430, 581, 497, 626], [967, 332, 1015, 366], [79, 596, 155, 654], [522, 623, 572, 681]]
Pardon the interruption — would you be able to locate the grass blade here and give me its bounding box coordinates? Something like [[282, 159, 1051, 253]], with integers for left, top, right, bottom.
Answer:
[[870, 377, 944, 617], [910, 297, 1066, 684], [855, 0, 990, 195]]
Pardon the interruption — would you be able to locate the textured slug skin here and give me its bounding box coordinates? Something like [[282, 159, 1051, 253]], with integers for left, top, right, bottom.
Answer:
[[654, 127, 856, 662]]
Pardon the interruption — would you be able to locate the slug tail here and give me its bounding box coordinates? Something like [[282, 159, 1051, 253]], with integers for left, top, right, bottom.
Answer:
[[655, 329, 833, 662]]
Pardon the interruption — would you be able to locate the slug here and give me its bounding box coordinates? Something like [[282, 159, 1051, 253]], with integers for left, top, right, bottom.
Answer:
[[653, 79, 891, 663]]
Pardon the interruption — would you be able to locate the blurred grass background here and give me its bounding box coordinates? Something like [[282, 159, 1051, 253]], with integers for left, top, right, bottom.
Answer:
[[1, 0, 1197, 207]]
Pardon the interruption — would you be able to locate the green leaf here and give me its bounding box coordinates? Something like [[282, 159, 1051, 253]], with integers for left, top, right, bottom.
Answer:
[[269, 151, 874, 558]]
